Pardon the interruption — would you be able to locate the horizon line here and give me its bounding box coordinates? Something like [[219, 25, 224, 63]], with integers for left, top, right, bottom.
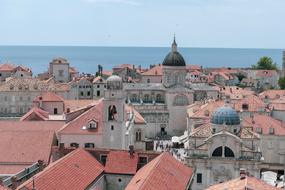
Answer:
[[0, 44, 283, 50]]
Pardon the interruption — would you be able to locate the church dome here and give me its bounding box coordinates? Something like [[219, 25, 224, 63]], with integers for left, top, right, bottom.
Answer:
[[211, 106, 240, 125], [162, 37, 186, 67], [106, 75, 122, 82], [106, 75, 123, 90]]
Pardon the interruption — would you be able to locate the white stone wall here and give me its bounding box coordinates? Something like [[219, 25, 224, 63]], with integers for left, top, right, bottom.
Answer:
[[141, 75, 162, 83], [105, 174, 132, 190], [59, 134, 103, 148], [52, 63, 70, 83]]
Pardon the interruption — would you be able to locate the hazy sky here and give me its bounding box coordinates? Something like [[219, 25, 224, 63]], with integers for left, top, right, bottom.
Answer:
[[0, 0, 285, 48]]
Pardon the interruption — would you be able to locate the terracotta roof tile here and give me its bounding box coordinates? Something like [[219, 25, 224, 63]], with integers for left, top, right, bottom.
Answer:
[[104, 150, 138, 175], [33, 92, 64, 102], [20, 107, 49, 121], [259, 90, 285, 100], [64, 100, 96, 112], [141, 65, 162, 76], [206, 176, 280, 190], [125, 152, 193, 190], [233, 95, 268, 112], [59, 100, 103, 135], [242, 114, 285, 136], [125, 105, 146, 124], [17, 149, 104, 190]]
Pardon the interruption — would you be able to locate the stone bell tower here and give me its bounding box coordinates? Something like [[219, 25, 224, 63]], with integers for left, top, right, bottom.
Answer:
[[102, 75, 126, 149]]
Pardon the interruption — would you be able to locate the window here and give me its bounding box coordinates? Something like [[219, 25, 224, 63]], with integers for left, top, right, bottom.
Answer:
[[131, 94, 139, 103], [143, 94, 151, 103], [136, 130, 142, 141], [87, 91, 91, 96], [138, 156, 148, 166], [97, 90, 100, 96], [54, 108, 58, 115], [84, 143, 95, 148], [108, 105, 117, 120], [111, 125, 114, 130], [242, 103, 249, 110], [147, 79, 150, 83], [80, 91, 84, 96], [233, 129, 237, 134], [88, 121, 97, 129], [197, 173, 202, 184], [256, 127, 262, 134], [19, 96, 23, 101], [100, 155, 107, 165], [0, 73, 2, 77], [4, 96, 7, 101], [212, 147, 222, 157], [97, 85, 100, 88], [224, 147, 235, 157], [156, 94, 163, 103], [212, 128, 216, 133], [269, 127, 275, 135], [173, 94, 189, 106], [70, 143, 79, 148]]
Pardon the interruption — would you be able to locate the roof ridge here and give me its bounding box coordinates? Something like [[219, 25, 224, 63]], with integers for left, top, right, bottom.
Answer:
[[58, 100, 102, 133], [19, 148, 96, 188], [137, 152, 166, 189]]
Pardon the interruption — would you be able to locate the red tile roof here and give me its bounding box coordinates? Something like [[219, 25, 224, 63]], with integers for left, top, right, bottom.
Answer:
[[141, 65, 162, 76], [259, 90, 285, 100], [0, 129, 55, 175], [33, 92, 64, 102], [59, 100, 103, 135], [20, 107, 49, 121], [206, 176, 280, 190], [125, 152, 193, 190], [242, 114, 285, 136], [0, 64, 15, 72], [125, 105, 146, 124], [104, 150, 138, 175], [64, 100, 96, 113], [233, 95, 268, 112], [0, 185, 10, 190], [17, 149, 104, 190]]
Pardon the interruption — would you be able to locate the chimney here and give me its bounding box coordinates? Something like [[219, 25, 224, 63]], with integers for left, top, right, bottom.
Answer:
[[39, 96, 43, 108], [59, 143, 65, 150], [11, 176, 18, 190], [37, 160, 45, 171], [240, 168, 247, 180], [129, 145, 135, 157]]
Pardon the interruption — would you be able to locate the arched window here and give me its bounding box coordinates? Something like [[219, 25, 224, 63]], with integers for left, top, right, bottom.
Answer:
[[212, 146, 223, 157], [108, 105, 117, 120], [143, 94, 151, 103], [225, 146, 235, 157], [136, 130, 142, 141], [173, 94, 189, 106], [131, 94, 139, 103], [156, 94, 163, 103]]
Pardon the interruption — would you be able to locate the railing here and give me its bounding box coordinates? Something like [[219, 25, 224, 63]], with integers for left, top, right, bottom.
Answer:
[[3, 162, 39, 187]]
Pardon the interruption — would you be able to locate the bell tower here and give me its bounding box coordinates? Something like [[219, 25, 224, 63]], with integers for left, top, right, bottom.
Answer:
[[102, 75, 126, 149]]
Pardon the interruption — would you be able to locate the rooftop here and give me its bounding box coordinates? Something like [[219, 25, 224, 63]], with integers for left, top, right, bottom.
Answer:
[[125, 152, 193, 190], [17, 149, 104, 190]]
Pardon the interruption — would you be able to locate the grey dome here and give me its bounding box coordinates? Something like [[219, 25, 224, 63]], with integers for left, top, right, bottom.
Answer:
[[162, 51, 186, 67], [106, 75, 122, 82], [211, 106, 240, 125]]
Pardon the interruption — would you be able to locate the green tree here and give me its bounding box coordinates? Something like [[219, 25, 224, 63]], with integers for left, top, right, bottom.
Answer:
[[251, 56, 278, 70], [278, 77, 285, 89]]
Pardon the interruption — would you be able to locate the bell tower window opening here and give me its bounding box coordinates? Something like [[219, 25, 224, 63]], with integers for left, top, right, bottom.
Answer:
[[108, 105, 117, 120]]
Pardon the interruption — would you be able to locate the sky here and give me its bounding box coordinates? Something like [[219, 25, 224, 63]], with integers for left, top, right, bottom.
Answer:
[[0, 0, 285, 48]]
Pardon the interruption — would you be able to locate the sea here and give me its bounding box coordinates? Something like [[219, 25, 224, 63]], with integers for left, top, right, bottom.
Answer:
[[0, 46, 282, 75]]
